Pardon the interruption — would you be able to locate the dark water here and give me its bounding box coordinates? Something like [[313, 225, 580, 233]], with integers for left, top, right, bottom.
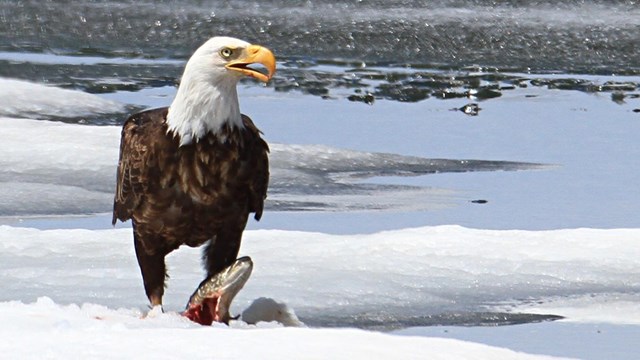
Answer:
[[306, 311, 563, 330], [1, 0, 639, 111], [2, 0, 639, 73]]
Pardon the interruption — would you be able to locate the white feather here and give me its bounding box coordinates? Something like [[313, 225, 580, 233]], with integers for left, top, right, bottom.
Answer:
[[166, 37, 251, 146]]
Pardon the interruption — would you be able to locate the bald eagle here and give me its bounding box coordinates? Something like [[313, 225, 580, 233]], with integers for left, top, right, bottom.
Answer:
[[112, 37, 275, 317]]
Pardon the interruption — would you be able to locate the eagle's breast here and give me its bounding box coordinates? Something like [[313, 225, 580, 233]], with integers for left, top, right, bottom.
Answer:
[[171, 125, 248, 207]]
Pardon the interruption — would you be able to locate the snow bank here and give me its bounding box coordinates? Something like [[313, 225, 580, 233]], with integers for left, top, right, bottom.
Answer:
[[0, 116, 538, 216], [503, 293, 640, 325], [0, 117, 119, 215], [0, 117, 444, 216], [0, 297, 563, 360], [1, 225, 638, 327], [0, 78, 125, 119]]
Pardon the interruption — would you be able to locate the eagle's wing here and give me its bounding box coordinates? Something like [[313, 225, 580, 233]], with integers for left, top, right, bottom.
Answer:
[[112, 108, 168, 225], [242, 114, 270, 221]]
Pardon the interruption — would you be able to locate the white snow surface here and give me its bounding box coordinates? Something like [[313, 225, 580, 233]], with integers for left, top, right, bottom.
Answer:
[[1, 225, 638, 325], [0, 116, 458, 216], [0, 78, 125, 119], [0, 300, 562, 360], [0, 225, 603, 359]]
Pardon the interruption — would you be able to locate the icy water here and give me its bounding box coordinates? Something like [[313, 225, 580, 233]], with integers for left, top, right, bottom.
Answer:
[[2, 0, 640, 73]]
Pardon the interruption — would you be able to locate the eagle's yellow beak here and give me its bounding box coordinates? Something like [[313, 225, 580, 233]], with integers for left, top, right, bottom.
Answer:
[[226, 45, 276, 82]]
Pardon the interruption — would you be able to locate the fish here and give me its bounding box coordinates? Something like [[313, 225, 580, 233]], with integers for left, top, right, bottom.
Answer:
[[182, 256, 253, 325]]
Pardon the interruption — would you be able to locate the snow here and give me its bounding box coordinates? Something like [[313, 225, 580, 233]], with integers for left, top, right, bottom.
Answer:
[[0, 224, 639, 358], [0, 78, 124, 119], [242, 297, 305, 326], [2, 225, 638, 326], [0, 225, 599, 360], [0, 115, 460, 216], [502, 294, 640, 325], [0, 299, 561, 360]]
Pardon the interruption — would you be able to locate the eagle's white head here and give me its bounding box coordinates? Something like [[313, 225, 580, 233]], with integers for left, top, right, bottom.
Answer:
[[166, 36, 276, 145]]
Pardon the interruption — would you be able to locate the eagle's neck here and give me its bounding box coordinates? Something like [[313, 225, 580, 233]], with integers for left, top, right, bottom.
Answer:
[[166, 71, 243, 146]]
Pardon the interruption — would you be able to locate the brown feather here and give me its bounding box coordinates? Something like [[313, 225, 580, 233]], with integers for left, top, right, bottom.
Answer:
[[112, 107, 269, 304]]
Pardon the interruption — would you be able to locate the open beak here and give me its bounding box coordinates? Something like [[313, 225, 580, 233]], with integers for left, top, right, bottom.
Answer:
[[226, 45, 276, 82]]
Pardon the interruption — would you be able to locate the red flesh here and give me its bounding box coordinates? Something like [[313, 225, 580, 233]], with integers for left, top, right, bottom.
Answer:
[[182, 296, 219, 326]]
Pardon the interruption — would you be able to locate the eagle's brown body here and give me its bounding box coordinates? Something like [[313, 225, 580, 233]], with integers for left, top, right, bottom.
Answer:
[[112, 107, 269, 306]]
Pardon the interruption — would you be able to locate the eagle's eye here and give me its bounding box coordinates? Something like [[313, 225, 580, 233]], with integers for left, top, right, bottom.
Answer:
[[220, 47, 234, 59]]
